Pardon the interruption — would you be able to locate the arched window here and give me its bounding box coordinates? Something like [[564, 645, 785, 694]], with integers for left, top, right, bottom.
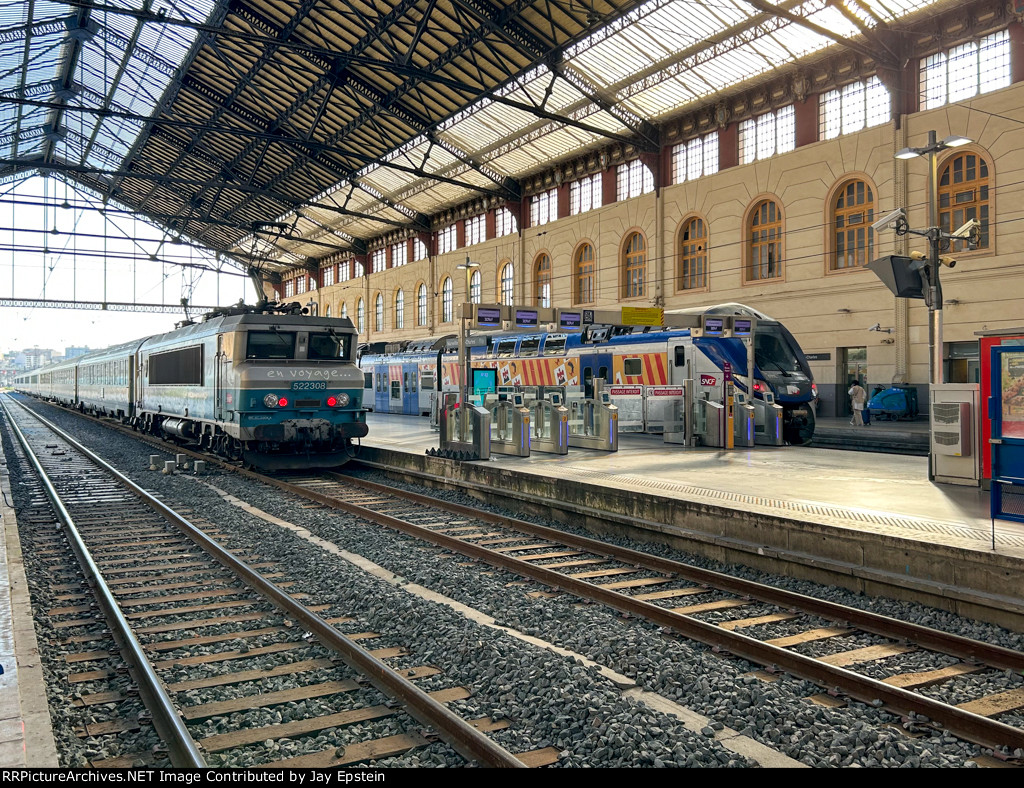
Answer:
[[341, 302, 348, 320], [470, 270, 481, 304], [939, 151, 990, 251], [677, 217, 707, 290], [748, 199, 783, 281], [417, 283, 427, 326], [500, 262, 514, 306], [535, 254, 551, 307], [394, 289, 404, 329], [324, 304, 331, 318], [374, 293, 384, 332], [442, 277, 453, 322], [832, 180, 874, 270], [575, 243, 594, 304], [356, 299, 364, 333], [622, 232, 646, 298]]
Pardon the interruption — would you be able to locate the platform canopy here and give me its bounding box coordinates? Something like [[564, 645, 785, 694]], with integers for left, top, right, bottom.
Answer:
[[1, 0, 944, 277]]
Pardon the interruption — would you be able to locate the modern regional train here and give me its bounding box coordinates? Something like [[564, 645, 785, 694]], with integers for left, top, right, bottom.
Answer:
[[14, 302, 368, 469], [359, 303, 817, 445]]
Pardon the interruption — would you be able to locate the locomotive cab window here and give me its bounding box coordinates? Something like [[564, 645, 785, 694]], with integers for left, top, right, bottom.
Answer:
[[754, 326, 803, 373], [308, 332, 351, 360], [624, 357, 643, 377], [247, 331, 296, 359]]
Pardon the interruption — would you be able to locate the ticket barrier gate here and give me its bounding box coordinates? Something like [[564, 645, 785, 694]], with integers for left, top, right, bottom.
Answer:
[[431, 391, 457, 430], [695, 399, 727, 447], [753, 396, 784, 446], [566, 394, 618, 451], [485, 396, 531, 457], [662, 381, 694, 446], [529, 394, 569, 455], [432, 402, 491, 460], [733, 393, 756, 448]]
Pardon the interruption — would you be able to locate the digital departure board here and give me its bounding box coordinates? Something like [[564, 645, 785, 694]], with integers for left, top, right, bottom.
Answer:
[[732, 317, 753, 336], [475, 306, 502, 328], [559, 311, 582, 330], [702, 316, 725, 336], [516, 309, 539, 328]]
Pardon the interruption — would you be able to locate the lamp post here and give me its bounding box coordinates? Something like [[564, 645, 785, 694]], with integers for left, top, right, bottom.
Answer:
[[455, 258, 480, 440], [894, 131, 972, 386]]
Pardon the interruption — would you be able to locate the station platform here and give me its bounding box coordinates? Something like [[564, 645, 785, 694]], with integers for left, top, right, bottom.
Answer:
[[358, 411, 1024, 631], [810, 415, 929, 455]]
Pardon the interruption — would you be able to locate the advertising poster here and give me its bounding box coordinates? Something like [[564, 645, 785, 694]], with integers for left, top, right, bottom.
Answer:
[[1001, 351, 1024, 439]]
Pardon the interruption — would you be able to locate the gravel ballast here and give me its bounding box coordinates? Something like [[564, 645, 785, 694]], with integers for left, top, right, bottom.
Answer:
[[5, 396, 1024, 768]]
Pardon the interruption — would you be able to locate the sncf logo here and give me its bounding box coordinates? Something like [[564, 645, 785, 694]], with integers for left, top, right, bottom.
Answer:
[[700, 374, 718, 386]]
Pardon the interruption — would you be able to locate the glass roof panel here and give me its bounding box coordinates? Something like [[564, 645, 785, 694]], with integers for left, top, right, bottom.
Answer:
[[1, 0, 216, 173]]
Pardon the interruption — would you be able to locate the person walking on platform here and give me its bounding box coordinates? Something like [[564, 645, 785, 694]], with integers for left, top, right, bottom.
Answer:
[[848, 379, 867, 426]]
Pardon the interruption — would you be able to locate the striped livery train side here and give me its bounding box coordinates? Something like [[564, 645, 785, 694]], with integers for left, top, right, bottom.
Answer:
[[359, 303, 816, 445]]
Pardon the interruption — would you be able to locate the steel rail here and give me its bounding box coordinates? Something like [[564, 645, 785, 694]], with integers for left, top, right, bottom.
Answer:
[[329, 473, 1024, 672], [13, 395, 1024, 752], [6, 397, 527, 769], [24, 397, 1022, 671], [0, 396, 208, 768], [258, 471, 1024, 753]]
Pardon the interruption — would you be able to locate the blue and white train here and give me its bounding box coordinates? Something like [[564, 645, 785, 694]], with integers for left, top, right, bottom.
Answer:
[[15, 303, 368, 469], [359, 303, 817, 445]]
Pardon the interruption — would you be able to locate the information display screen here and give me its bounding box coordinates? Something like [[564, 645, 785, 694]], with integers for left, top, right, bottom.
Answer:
[[472, 368, 497, 398], [732, 317, 753, 336], [475, 306, 502, 328], [703, 316, 725, 335], [559, 311, 582, 330], [516, 309, 539, 328]]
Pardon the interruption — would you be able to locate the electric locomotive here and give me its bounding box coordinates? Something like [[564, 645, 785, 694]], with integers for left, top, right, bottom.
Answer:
[[15, 303, 368, 469]]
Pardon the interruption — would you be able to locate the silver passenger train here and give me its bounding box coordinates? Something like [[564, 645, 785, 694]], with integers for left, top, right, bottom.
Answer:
[[14, 303, 368, 470]]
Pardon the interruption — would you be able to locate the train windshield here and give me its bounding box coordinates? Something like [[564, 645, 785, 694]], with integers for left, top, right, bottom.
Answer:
[[754, 325, 804, 374], [309, 332, 352, 360], [247, 331, 296, 359]]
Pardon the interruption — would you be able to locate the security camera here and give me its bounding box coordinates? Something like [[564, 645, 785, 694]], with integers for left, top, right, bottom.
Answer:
[[871, 208, 906, 233], [868, 322, 880, 332], [950, 218, 980, 239]]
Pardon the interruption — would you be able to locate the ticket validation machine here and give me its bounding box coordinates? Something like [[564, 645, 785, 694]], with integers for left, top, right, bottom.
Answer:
[[754, 393, 784, 446], [487, 394, 531, 457], [530, 392, 569, 454], [567, 391, 618, 451], [732, 391, 756, 448]]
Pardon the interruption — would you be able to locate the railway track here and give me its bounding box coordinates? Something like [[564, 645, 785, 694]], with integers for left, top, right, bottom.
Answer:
[[8, 392, 1024, 765], [1, 396, 548, 768], [260, 469, 1024, 758]]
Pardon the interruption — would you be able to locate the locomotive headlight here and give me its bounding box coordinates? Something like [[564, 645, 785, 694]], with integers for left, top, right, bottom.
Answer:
[[263, 393, 279, 408], [336, 393, 350, 407]]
